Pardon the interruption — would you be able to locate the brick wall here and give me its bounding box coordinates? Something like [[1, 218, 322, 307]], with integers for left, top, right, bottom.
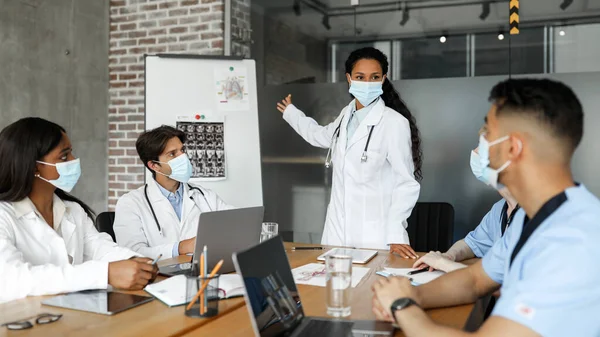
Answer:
[[231, 0, 251, 57], [108, 0, 226, 208]]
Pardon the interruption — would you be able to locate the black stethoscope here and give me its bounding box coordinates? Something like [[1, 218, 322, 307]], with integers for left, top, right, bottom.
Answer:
[[144, 183, 212, 236], [324, 101, 376, 168]]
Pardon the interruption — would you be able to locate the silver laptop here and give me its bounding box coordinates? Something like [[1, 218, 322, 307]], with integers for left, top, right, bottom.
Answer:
[[159, 206, 264, 276], [232, 237, 395, 337]]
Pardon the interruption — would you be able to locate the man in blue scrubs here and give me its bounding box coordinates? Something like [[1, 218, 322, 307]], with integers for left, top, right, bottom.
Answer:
[[372, 78, 600, 337], [412, 146, 520, 272]]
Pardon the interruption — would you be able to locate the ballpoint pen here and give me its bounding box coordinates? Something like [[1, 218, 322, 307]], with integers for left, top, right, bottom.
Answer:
[[407, 268, 429, 276], [150, 254, 163, 266], [291, 247, 324, 251]]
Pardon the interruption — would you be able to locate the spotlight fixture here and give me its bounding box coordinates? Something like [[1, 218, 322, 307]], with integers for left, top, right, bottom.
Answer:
[[293, 0, 301, 16], [560, 0, 573, 10], [440, 34, 447, 43], [559, 28, 566, 36], [322, 15, 331, 30], [399, 2, 410, 26], [479, 2, 490, 20]]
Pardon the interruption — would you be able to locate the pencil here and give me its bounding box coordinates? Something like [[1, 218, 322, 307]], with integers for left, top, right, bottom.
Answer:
[[186, 259, 224, 311]]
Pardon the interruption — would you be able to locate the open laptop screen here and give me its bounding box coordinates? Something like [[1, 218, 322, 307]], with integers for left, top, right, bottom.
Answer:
[[234, 237, 305, 337]]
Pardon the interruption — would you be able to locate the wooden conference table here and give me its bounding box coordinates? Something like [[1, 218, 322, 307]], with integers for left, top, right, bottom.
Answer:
[[0, 243, 474, 337]]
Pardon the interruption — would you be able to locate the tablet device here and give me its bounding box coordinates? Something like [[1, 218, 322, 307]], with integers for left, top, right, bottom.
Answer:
[[41, 290, 153, 315], [316, 248, 378, 264]]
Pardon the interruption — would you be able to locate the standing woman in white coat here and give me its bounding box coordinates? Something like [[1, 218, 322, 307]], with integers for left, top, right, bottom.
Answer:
[[0, 118, 157, 304], [277, 47, 422, 258]]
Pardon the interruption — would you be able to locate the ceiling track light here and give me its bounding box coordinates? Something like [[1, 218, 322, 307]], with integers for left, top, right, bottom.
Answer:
[[322, 15, 331, 30], [439, 33, 447, 43], [560, 0, 573, 10], [400, 2, 410, 26], [479, 2, 491, 20], [558, 20, 567, 36], [293, 0, 301, 16]]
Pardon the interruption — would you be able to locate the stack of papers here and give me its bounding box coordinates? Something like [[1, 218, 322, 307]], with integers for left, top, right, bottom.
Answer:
[[383, 268, 445, 285], [145, 274, 245, 307], [292, 263, 370, 288]]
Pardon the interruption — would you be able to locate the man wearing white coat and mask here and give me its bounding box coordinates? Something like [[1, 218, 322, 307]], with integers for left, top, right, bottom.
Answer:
[[114, 126, 233, 260]]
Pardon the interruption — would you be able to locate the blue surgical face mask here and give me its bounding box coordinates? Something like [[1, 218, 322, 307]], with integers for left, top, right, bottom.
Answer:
[[36, 158, 82, 192], [469, 150, 486, 183], [349, 80, 383, 107], [478, 134, 511, 190], [155, 154, 193, 183]]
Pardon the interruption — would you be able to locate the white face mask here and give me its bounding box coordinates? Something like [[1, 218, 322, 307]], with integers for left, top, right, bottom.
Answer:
[[153, 154, 193, 183], [36, 158, 82, 192], [469, 150, 486, 183], [477, 134, 512, 190]]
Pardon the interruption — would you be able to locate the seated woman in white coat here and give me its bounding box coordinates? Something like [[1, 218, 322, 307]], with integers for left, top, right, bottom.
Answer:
[[0, 118, 158, 304], [113, 126, 232, 260], [277, 47, 422, 258]]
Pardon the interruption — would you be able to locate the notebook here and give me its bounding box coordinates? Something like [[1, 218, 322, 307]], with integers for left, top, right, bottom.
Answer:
[[145, 274, 245, 307], [316, 248, 378, 264]]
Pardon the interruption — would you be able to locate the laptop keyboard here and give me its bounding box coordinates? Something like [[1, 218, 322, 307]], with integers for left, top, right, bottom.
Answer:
[[300, 319, 353, 337]]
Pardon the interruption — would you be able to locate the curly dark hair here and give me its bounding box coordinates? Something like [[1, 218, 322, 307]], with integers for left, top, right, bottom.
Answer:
[[345, 47, 423, 181]]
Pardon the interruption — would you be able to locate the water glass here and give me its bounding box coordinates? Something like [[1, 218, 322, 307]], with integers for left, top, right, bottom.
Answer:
[[259, 222, 279, 243], [325, 255, 352, 317]]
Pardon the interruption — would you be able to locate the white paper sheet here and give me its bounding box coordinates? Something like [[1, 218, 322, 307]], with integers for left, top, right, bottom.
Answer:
[[292, 263, 370, 288], [383, 268, 445, 285]]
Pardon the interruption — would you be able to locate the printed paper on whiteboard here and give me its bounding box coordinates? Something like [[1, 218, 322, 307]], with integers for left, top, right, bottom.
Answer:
[[215, 66, 250, 111], [176, 115, 226, 181]]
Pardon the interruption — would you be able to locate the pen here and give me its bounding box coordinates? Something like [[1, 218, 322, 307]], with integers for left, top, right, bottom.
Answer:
[[150, 254, 163, 265], [291, 247, 324, 251], [407, 268, 429, 275]]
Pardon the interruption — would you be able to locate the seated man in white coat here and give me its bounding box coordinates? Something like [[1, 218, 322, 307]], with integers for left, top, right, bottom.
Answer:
[[114, 126, 233, 260]]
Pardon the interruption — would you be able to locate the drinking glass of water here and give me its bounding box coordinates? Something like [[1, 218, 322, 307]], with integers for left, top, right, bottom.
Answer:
[[325, 255, 352, 317], [259, 222, 278, 243]]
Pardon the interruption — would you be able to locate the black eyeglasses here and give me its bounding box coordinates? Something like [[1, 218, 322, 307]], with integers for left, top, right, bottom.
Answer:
[[1, 313, 62, 330]]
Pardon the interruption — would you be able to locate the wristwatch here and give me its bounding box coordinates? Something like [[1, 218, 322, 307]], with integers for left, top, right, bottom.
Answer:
[[390, 298, 418, 321]]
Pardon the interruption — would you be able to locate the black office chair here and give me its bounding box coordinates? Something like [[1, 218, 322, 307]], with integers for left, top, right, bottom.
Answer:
[[463, 294, 496, 332], [406, 202, 455, 252], [96, 211, 116, 242]]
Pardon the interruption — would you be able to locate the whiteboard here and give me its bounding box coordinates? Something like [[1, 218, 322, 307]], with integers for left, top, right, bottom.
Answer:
[[145, 55, 263, 207]]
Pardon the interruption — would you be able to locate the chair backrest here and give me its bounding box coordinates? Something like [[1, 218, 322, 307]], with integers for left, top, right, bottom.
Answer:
[[96, 212, 116, 242], [406, 202, 455, 252], [463, 294, 495, 332]]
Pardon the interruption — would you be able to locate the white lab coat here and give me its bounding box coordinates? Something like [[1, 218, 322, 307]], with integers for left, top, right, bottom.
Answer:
[[283, 99, 420, 249], [113, 180, 233, 259], [0, 196, 138, 304]]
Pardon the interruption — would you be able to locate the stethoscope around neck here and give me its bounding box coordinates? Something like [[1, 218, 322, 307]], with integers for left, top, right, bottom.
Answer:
[[324, 114, 375, 169], [144, 183, 211, 236]]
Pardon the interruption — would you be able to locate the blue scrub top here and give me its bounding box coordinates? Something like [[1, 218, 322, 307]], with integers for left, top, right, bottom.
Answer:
[[482, 184, 600, 336], [464, 199, 507, 258]]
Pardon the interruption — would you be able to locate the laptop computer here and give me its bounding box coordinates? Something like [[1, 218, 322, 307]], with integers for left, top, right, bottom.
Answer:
[[159, 206, 264, 276], [232, 237, 395, 337]]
